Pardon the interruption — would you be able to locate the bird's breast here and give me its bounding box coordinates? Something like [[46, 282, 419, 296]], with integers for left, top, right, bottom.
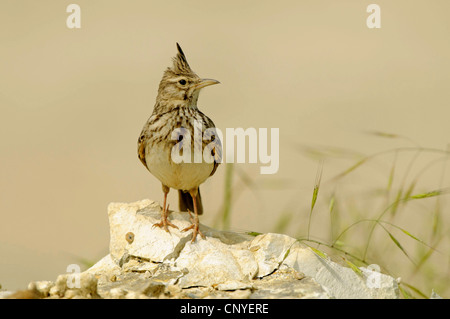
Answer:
[[141, 107, 219, 190], [145, 142, 214, 191]]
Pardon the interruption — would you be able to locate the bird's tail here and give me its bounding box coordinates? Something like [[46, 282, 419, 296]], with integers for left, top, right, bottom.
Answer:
[[178, 188, 203, 215]]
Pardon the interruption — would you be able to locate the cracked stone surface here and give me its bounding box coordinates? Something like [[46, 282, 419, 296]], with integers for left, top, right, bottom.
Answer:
[[4, 199, 400, 299]]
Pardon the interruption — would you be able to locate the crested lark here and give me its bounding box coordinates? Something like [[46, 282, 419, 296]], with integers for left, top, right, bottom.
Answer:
[[138, 43, 221, 242]]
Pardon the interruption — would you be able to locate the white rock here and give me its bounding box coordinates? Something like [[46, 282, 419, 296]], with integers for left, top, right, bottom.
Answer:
[[108, 288, 127, 299], [249, 233, 297, 277], [283, 241, 399, 299], [108, 199, 192, 263], [107, 199, 259, 289], [216, 280, 253, 291], [86, 254, 120, 275], [430, 290, 443, 299], [48, 272, 99, 299], [28, 281, 54, 297], [175, 236, 257, 288], [57, 199, 402, 299]]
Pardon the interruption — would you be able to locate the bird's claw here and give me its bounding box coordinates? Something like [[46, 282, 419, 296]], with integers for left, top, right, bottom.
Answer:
[[182, 209, 205, 242], [153, 204, 179, 232]]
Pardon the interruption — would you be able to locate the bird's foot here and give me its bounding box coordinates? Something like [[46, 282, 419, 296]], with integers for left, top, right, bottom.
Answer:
[[153, 204, 179, 232], [182, 210, 206, 243]]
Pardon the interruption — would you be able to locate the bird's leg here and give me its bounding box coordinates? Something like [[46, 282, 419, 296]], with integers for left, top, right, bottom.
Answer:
[[153, 185, 178, 232], [182, 190, 205, 242]]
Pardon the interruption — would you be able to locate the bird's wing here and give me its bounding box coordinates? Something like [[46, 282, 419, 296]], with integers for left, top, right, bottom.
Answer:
[[204, 127, 222, 177], [210, 135, 222, 177], [198, 111, 222, 177], [137, 130, 148, 168]]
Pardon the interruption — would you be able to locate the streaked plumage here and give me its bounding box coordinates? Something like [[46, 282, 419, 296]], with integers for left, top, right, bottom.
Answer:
[[138, 43, 221, 242]]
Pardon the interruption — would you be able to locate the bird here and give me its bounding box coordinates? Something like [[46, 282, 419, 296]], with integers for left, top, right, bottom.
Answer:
[[138, 43, 222, 242]]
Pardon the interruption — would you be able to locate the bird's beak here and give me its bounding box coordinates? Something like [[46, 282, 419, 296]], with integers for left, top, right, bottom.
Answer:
[[194, 78, 220, 90]]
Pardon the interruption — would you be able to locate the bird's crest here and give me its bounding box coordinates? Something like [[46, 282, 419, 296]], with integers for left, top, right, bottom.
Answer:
[[170, 43, 195, 76]]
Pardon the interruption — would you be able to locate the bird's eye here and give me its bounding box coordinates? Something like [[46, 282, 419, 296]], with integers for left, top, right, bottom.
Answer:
[[179, 79, 187, 85]]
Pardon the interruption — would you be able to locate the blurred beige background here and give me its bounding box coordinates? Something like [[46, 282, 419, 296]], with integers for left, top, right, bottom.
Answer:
[[1, 1, 450, 295]]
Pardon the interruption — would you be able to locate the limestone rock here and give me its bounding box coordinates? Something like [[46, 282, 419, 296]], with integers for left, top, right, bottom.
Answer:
[[250, 265, 329, 299], [250, 233, 297, 277], [14, 272, 100, 299], [283, 241, 399, 299], [430, 290, 443, 299], [175, 236, 257, 288], [13, 199, 402, 299], [49, 272, 100, 299]]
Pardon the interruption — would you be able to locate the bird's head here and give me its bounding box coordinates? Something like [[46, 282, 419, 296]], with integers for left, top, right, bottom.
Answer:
[[156, 43, 220, 109]]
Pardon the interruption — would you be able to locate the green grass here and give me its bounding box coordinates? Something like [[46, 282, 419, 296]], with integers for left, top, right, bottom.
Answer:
[[216, 133, 450, 299]]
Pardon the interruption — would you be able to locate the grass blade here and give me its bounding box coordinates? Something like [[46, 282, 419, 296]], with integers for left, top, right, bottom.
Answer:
[[382, 227, 416, 265], [331, 158, 368, 181], [344, 258, 363, 276], [328, 194, 335, 214], [386, 157, 396, 192], [311, 161, 323, 212], [390, 189, 403, 215], [366, 130, 400, 139], [409, 190, 442, 200], [307, 161, 323, 239], [399, 285, 412, 299], [403, 180, 417, 200], [246, 231, 262, 237], [378, 220, 437, 251], [221, 163, 234, 230], [309, 246, 328, 260], [401, 282, 428, 299], [387, 231, 407, 256]]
